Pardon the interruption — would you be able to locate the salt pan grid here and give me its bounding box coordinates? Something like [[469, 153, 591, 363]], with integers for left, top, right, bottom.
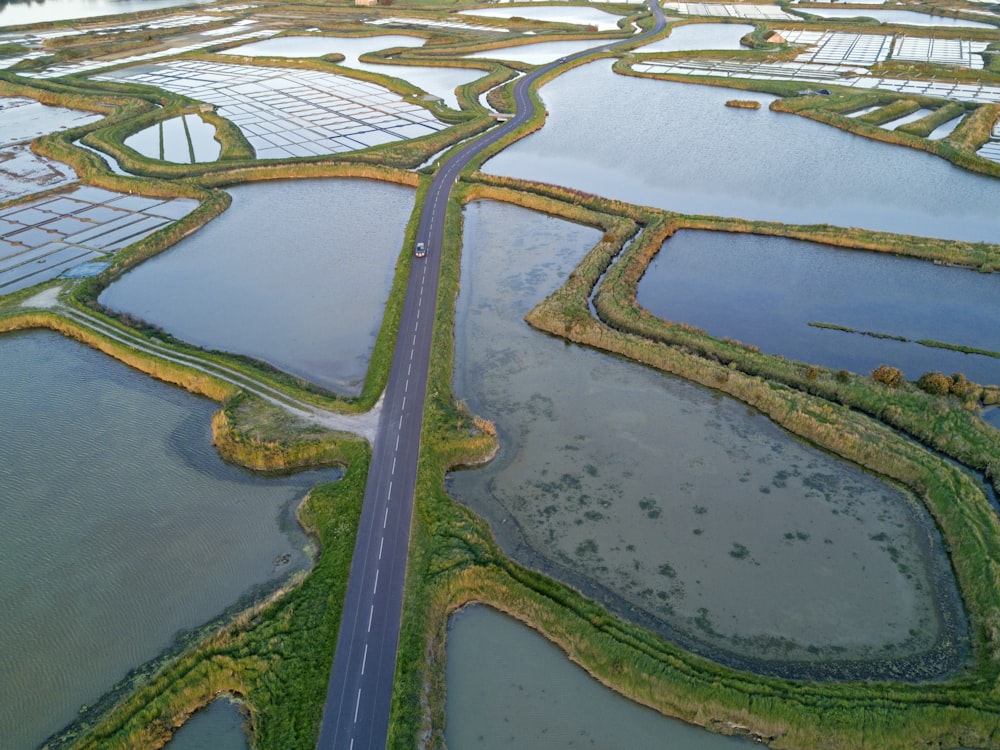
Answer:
[[631, 58, 1000, 104], [0, 185, 197, 295], [892, 36, 988, 69], [25, 28, 277, 79], [663, 3, 800, 20], [777, 30, 893, 65], [95, 60, 448, 160], [367, 17, 509, 33]]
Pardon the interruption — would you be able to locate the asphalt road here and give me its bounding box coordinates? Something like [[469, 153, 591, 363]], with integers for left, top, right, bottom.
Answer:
[[317, 4, 668, 748]]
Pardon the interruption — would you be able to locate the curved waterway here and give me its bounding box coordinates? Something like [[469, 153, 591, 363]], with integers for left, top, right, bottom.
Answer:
[[447, 201, 967, 680], [446, 605, 757, 749], [636, 229, 1000, 385], [100, 179, 414, 396], [0, 331, 338, 750], [484, 66, 1000, 244]]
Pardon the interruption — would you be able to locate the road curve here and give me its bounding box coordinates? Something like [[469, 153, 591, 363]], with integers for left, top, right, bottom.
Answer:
[[317, 4, 668, 749]]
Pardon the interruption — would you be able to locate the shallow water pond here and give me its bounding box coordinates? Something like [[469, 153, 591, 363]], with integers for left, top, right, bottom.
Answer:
[[0, 331, 337, 750], [124, 113, 220, 163], [458, 5, 626, 32], [467, 38, 607, 65], [637, 22, 753, 52], [100, 178, 413, 395], [797, 7, 996, 27], [636, 229, 1000, 385], [446, 606, 757, 750], [448, 201, 966, 680], [221, 35, 483, 109], [0, 0, 211, 25], [167, 697, 250, 750], [484, 67, 1000, 243]]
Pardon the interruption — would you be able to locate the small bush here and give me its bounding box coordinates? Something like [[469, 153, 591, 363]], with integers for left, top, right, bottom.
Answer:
[[872, 364, 905, 388], [918, 371, 952, 396], [805, 366, 820, 382], [835, 370, 851, 384], [950, 372, 975, 397]]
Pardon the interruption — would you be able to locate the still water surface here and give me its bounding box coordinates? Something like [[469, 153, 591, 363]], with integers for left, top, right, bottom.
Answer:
[[100, 179, 413, 395], [484, 67, 1000, 243], [166, 697, 250, 750], [637, 22, 753, 52], [458, 5, 626, 32], [446, 605, 756, 750], [221, 35, 484, 110], [798, 7, 996, 27], [448, 201, 966, 680], [0, 0, 211, 25], [124, 113, 220, 163], [0, 331, 336, 750], [636, 230, 1000, 384]]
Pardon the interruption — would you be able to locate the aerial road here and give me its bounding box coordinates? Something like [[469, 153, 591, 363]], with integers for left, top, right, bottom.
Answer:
[[317, 3, 668, 748]]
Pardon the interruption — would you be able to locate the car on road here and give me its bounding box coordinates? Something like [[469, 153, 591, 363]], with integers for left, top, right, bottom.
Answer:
[[415, 241, 426, 258]]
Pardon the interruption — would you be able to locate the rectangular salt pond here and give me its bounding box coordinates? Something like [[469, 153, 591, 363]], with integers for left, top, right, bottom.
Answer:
[[0, 185, 198, 295], [801, 7, 997, 27], [99, 179, 414, 395], [95, 60, 447, 159]]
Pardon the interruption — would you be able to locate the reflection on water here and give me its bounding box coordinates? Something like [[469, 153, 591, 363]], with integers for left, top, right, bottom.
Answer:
[[221, 35, 484, 110], [0, 0, 212, 25], [448, 201, 966, 680], [100, 179, 414, 395], [124, 114, 220, 163], [446, 606, 757, 750], [0, 331, 338, 750], [458, 5, 626, 32], [798, 7, 996, 27], [467, 38, 606, 64], [636, 230, 1000, 385], [637, 22, 753, 52], [167, 697, 249, 750], [484, 67, 1000, 243]]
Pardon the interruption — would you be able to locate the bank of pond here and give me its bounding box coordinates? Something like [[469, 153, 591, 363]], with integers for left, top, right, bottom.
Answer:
[[448, 200, 967, 681]]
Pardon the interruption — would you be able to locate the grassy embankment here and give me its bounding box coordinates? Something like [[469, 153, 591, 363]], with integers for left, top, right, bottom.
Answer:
[[377, 177, 1000, 750]]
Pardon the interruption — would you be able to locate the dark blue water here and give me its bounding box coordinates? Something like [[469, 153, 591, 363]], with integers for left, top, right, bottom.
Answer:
[[636, 229, 1000, 384]]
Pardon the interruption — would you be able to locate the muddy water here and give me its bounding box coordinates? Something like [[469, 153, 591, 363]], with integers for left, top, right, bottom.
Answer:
[[446, 605, 757, 750], [448, 201, 966, 680], [0, 331, 337, 750], [100, 178, 413, 395]]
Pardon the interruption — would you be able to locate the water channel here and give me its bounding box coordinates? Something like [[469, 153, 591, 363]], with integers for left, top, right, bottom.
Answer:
[[100, 178, 413, 396], [483, 66, 1000, 244], [636, 229, 1000, 385], [447, 200, 966, 681], [446, 605, 757, 750], [0, 330, 337, 750]]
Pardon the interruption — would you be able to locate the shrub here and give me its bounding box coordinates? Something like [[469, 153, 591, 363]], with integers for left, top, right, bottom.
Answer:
[[918, 371, 952, 396], [835, 370, 851, 384], [805, 366, 820, 382], [872, 364, 905, 388], [950, 372, 975, 397]]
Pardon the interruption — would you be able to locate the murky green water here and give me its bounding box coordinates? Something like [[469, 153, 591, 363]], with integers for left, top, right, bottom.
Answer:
[[446, 605, 757, 750], [100, 179, 413, 395], [448, 201, 966, 680], [0, 331, 337, 750]]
